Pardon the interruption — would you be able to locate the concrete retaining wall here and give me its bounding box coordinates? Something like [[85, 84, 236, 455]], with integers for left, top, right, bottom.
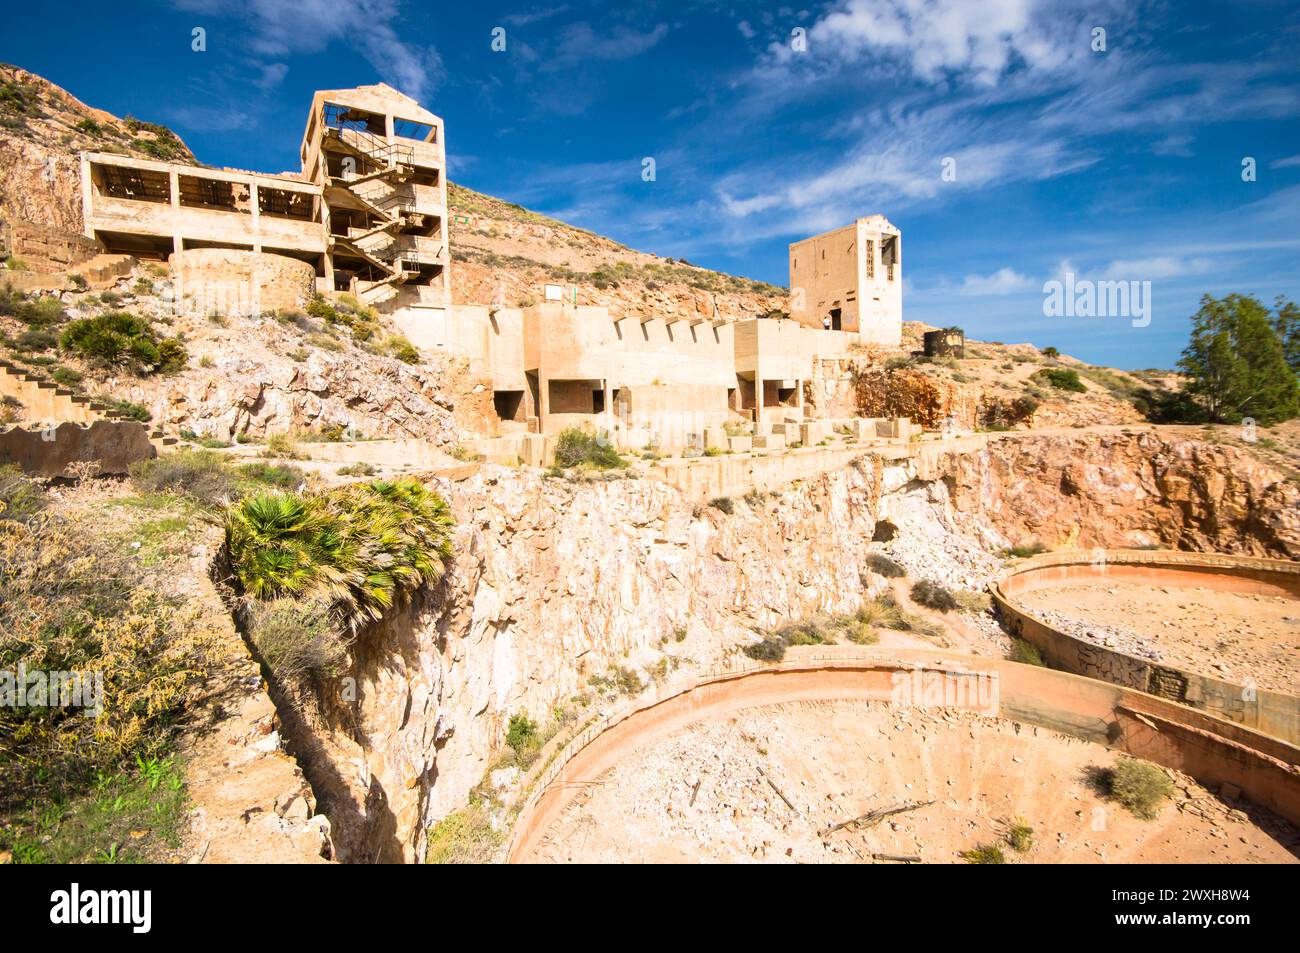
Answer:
[[0, 420, 155, 476], [993, 550, 1300, 744], [506, 646, 1300, 862]]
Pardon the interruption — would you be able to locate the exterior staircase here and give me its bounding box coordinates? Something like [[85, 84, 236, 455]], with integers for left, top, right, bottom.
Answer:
[[0, 358, 176, 451]]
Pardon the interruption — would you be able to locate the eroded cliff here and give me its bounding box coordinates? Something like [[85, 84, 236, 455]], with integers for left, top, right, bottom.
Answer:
[[265, 430, 1298, 862]]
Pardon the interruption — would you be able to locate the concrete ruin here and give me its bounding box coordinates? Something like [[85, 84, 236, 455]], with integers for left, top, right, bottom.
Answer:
[[75, 83, 905, 455], [789, 215, 902, 345], [80, 82, 448, 318]]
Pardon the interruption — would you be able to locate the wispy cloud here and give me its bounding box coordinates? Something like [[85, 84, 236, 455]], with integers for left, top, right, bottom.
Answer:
[[174, 0, 444, 99], [542, 21, 670, 72]]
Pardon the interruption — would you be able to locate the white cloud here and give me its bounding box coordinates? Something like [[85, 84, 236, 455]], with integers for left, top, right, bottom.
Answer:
[[771, 0, 1079, 86], [737, 20, 756, 39], [957, 267, 1036, 295], [543, 22, 670, 71], [1272, 155, 1300, 169], [1101, 256, 1215, 280]]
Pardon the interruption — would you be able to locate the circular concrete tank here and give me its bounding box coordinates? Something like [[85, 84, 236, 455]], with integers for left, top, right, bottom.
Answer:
[[993, 550, 1300, 744], [169, 247, 315, 318], [505, 648, 1300, 863]]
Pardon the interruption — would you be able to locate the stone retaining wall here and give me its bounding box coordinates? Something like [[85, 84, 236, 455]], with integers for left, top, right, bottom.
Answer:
[[0, 420, 155, 476]]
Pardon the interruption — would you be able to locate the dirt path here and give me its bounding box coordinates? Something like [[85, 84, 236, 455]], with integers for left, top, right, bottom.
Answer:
[[530, 700, 1298, 864]]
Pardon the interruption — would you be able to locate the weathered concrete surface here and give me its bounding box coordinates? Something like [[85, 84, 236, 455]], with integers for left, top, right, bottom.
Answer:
[[0, 420, 154, 476], [507, 646, 1300, 862]]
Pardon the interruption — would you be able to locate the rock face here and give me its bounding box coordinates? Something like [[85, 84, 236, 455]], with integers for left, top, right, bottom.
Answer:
[[0, 64, 195, 238], [287, 457, 902, 861], [268, 430, 1299, 863], [953, 431, 1300, 556]]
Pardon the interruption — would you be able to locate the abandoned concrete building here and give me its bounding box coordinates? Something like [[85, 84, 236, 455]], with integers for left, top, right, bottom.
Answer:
[[788, 215, 902, 346], [81, 82, 448, 318], [76, 83, 904, 454]]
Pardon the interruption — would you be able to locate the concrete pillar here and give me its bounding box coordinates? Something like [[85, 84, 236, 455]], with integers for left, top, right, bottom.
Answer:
[[250, 182, 261, 253], [602, 379, 613, 432], [168, 170, 181, 257], [538, 375, 550, 431], [754, 373, 763, 426]]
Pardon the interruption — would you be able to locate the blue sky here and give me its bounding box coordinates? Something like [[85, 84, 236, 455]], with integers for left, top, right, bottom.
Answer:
[[4, 1, 1299, 368]]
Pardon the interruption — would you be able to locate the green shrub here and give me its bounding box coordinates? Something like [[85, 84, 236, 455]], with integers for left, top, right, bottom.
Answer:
[[425, 797, 503, 864], [337, 463, 377, 477], [962, 844, 1006, 864], [59, 311, 186, 372], [1003, 543, 1046, 559], [864, 552, 905, 578], [1008, 822, 1034, 852], [50, 366, 83, 388], [1032, 367, 1087, 393], [554, 427, 627, 470], [743, 636, 787, 662], [383, 334, 420, 364], [0, 515, 223, 815], [1106, 757, 1174, 820], [911, 579, 959, 612], [506, 713, 538, 753], [1008, 638, 1045, 666], [108, 398, 151, 422], [238, 461, 305, 490], [225, 477, 455, 635]]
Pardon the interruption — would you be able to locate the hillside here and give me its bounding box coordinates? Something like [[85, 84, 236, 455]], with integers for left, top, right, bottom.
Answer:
[[447, 182, 787, 321], [0, 63, 1175, 440], [0, 63, 195, 236]]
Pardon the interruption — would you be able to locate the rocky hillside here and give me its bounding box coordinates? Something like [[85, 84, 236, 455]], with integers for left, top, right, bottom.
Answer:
[[448, 182, 787, 321], [0, 63, 194, 235], [266, 427, 1298, 861]]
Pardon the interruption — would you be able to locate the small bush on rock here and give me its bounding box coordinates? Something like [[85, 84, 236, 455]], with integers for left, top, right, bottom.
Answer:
[[554, 427, 626, 470], [864, 552, 905, 578]]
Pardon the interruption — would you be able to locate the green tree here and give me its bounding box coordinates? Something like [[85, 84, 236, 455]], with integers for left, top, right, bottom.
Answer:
[[1177, 294, 1299, 425], [1274, 295, 1300, 376]]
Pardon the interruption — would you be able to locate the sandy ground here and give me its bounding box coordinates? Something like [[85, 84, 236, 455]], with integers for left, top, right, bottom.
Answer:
[[1017, 583, 1300, 695], [529, 701, 1298, 864]]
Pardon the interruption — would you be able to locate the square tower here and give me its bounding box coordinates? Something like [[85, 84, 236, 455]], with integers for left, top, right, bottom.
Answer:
[[788, 215, 901, 345], [299, 83, 449, 312]]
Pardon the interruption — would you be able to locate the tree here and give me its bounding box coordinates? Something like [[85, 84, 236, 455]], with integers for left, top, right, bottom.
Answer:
[[1275, 295, 1300, 376], [1177, 294, 1299, 425]]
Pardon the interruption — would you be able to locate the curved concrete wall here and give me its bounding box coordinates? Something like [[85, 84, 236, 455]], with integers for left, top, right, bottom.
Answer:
[[992, 550, 1300, 744], [506, 647, 1300, 862], [170, 248, 315, 318]]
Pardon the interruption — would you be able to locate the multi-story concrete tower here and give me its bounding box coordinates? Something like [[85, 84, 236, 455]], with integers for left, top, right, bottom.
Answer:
[[299, 83, 449, 318], [788, 215, 901, 345]]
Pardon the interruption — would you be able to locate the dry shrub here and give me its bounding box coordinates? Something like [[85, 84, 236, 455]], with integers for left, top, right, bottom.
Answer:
[[0, 513, 226, 810]]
